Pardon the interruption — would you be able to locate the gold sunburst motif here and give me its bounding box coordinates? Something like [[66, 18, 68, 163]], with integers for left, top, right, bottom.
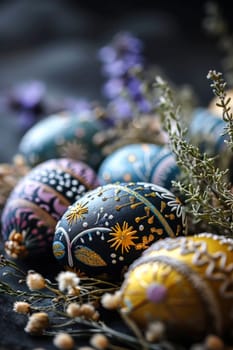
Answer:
[[108, 221, 138, 254], [59, 140, 87, 161], [66, 202, 88, 224]]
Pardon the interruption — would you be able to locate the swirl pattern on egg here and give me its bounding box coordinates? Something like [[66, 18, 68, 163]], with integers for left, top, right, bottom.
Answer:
[[120, 233, 233, 341], [1, 158, 99, 260]]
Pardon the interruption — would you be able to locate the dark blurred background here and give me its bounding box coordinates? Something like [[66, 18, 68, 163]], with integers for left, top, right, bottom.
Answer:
[[0, 0, 230, 162], [0, 2, 231, 349]]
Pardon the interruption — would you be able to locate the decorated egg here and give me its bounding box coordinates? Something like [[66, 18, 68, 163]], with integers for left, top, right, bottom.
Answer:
[[1, 158, 99, 260], [97, 143, 179, 191], [53, 182, 187, 280], [208, 88, 233, 118], [18, 110, 105, 169], [120, 233, 233, 341], [190, 108, 227, 155]]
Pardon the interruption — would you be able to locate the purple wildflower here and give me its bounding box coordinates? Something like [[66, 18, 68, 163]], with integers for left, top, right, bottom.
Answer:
[[137, 98, 152, 113], [6, 80, 46, 132], [63, 98, 91, 114], [98, 32, 144, 80], [114, 31, 143, 55], [12, 81, 45, 108], [18, 111, 38, 131], [98, 46, 117, 64], [102, 79, 124, 99], [108, 97, 133, 122], [127, 77, 142, 99], [102, 59, 126, 78], [98, 31, 152, 123]]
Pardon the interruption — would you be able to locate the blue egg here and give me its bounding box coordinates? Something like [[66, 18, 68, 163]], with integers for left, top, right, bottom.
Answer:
[[190, 108, 226, 154], [98, 143, 179, 191]]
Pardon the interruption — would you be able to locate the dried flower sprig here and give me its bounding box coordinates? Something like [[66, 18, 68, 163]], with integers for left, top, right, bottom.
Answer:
[[0, 155, 30, 212], [45, 315, 181, 350], [154, 75, 233, 234], [53, 331, 75, 350], [94, 114, 168, 156], [0, 254, 188, 350]]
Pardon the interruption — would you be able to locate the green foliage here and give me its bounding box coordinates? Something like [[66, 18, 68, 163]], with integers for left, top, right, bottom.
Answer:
[[155, 73, 233, 235]]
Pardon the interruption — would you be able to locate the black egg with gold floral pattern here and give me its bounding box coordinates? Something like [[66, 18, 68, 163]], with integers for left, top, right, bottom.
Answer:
[[53, 182, 187, 280]]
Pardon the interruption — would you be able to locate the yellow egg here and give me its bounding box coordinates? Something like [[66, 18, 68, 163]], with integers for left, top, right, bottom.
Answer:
[[208, 88, 233, 118], [120, 233, 233, 341]]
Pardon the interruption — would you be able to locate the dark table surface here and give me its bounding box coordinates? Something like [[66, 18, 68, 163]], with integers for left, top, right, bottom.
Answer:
[[0, 1, 231, 349]]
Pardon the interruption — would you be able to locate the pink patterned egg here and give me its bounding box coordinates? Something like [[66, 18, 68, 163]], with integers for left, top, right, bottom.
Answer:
[[1, 158, 99, 260]]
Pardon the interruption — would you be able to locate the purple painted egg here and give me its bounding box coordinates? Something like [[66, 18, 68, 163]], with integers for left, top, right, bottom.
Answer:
[[1, 158, 99, 260], [53, 182, 187, 281]]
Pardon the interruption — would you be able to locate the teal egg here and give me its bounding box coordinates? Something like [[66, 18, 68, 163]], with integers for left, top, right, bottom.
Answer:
[[98, 143, 179, 191], [18, 110, 105, 170], [190, 108, 226, 154]]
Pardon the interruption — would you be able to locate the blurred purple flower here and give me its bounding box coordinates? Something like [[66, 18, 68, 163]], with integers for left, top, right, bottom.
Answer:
[[102, 60, 126, 78], [98, 46, 117, 64], [102, 79, 124, 99], [98, 31, 150, 123], [18, 111, 37, 131], [123, 53, 144, 70], [5, 80, 46, 132], [11, 81, 45, 108], [63, 98, 91, 114], [99, 32, 144, 80], [114, 31, 143, 54], [137, 98, 152, 113], [4, 79, 102, 134], [109, 96, 133, 122], [127, 77, 142, 98]]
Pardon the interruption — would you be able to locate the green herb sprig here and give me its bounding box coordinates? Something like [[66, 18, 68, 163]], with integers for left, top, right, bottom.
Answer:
[[207, 70, 233, 149], [155, 75, 233, 235]]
